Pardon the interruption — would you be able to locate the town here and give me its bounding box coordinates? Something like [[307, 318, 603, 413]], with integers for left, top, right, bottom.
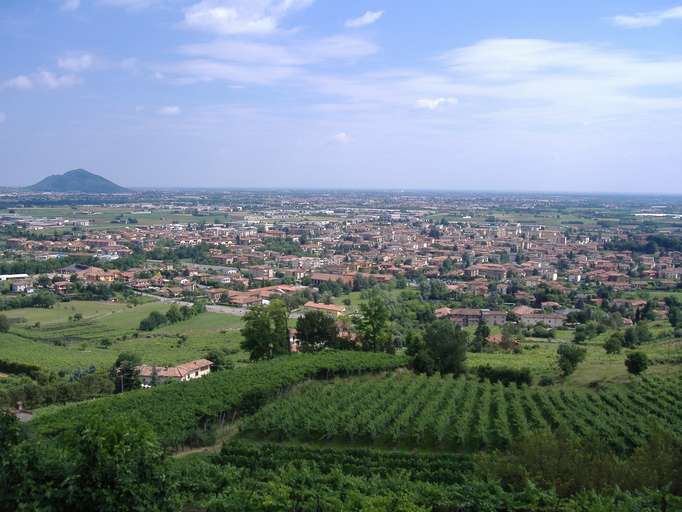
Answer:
[[3, 0, 682, 508]]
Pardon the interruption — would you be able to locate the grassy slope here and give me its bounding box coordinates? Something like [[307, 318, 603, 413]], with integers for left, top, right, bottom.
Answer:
[[0, 301, 245, 372]]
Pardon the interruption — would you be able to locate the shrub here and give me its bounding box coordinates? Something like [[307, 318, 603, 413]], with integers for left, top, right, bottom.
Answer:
[[604, 332, 623, 354], [557, 343, 586, 376], [625, 352, 648, 375], [538, 375, 554, 386], [475, 365, 532, 386]]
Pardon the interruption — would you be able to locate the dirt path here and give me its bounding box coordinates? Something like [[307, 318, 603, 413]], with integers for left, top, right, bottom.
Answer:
[[173, 421, 243, 459]]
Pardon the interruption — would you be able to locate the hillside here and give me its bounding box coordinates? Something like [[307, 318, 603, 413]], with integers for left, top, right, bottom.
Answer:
[[27, 169, 129, 193]]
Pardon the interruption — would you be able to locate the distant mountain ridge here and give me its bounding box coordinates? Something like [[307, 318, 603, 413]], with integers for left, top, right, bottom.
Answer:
[[27, 169, 129, 193]]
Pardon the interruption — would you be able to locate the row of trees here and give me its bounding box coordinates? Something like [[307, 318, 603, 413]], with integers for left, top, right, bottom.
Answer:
[[138, 303, 205, 331]]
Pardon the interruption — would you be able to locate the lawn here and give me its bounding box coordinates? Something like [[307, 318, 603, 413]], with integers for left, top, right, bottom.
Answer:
[[1, 206, 222, 232], [0, 301, 245, 372], [467, 333, 682, 386]]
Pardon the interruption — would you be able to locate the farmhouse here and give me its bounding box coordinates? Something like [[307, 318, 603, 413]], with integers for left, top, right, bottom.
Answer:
[[138, 359, 213, 387], [303, 301, 346, 317]]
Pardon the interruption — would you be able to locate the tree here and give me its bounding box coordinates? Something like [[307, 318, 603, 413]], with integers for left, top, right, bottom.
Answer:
[[625, 352, 649, 375], [110, 352, 141, 393], [623, 327, 640, 348], [240, 300, 290, 361], [557, 343, 586, 376], [501, 322, 521, 350], [0, 314, 9, 333], [354, 289, 391, 352], [669, 306, 682, 328], [421, 319, 468, 376], [475, 318, 491, 341], [404, 330, 425, 357], [411, 349, 436, 376], [296, 310, 338, 352], [470, 318, 490, 353], [205, 348, 234, 371], [2, 415, 178, 511], [139, 310, 167, 331], [604, 332, 623, 354], [150, 365, 159, 387], [0, 411, 21, 452], [165, 304, 182, 323]]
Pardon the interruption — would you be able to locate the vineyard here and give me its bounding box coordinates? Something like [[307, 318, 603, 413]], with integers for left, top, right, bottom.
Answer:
[[242, 372, 682, 453], [30, 351, 407, 447], [213, 441, 473, 483], [169, 440, 682, 511]]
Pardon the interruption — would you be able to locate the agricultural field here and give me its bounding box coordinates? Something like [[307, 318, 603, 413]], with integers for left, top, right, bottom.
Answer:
[[0, 301, 245, 372], [1, 206, 229, 231], [468, 337, 682, 385], [241, 372, 682, 453]]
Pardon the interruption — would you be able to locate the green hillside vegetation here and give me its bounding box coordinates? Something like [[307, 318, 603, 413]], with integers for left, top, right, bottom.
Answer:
[[0, 301, 244, 372], [7, 352, 679, 511], [241, 373, 682, 453]]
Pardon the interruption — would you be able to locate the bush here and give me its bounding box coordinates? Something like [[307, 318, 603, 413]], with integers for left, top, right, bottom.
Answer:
[[557, 343, 586, 376], [139, 310, 168, 331], [625, 352, 649, 375], [538, 375, 554, 386], [604, 332, 623, 354], [475, 365, 532, 386]]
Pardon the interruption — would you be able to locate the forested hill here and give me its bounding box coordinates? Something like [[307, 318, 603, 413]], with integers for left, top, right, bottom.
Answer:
[[27, 169, 129, 193]]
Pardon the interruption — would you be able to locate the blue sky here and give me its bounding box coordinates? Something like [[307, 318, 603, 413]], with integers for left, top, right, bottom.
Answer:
[[2, 0, 682, 192]]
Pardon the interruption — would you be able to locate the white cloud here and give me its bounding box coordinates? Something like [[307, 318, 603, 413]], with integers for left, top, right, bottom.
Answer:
[[2, 71, 79, 91], [61, 0, 80, 11], [612, 6, 682, 28], [158, 105, 181, 115], [36, 71, 80, 89], [306, 37, 682, 128], [159, 59, 298, 85], [168, 35, 376, 86], [332, 132, 351, 143], [99, 0, 159, 9], [58, 53, 94, 71], [3, 75, 33, 90], [415, 97, 458, 110], [179, 35, 376, 66], [184, 0, 314, 35], [345, 10, 383, 28]]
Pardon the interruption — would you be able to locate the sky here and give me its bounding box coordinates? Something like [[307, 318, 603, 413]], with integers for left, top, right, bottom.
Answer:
[[1, 0, 682, 193]]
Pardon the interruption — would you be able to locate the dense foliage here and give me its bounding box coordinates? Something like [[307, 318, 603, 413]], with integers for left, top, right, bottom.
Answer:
[[240, 300, 290, 360], [168, 440, 682, 511], [139, 303, 205, 331]]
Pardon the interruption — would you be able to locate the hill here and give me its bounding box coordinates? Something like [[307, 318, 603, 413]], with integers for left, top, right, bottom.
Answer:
[[27, 169, 129, 193]]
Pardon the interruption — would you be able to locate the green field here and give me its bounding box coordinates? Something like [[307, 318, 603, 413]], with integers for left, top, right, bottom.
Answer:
[[0, 301, 244, 372], [468, 337, 682, 386], [1, 206, 228, 231]]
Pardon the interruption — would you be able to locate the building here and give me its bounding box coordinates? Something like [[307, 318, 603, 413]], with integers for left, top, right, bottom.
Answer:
[[0, 274, 29, 281], [436, 307, 507, 326], [303, 301, 346, 317], [10, 279, 34, 293], [518, 313, 566, 328], [138, 359, 213, 387]]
